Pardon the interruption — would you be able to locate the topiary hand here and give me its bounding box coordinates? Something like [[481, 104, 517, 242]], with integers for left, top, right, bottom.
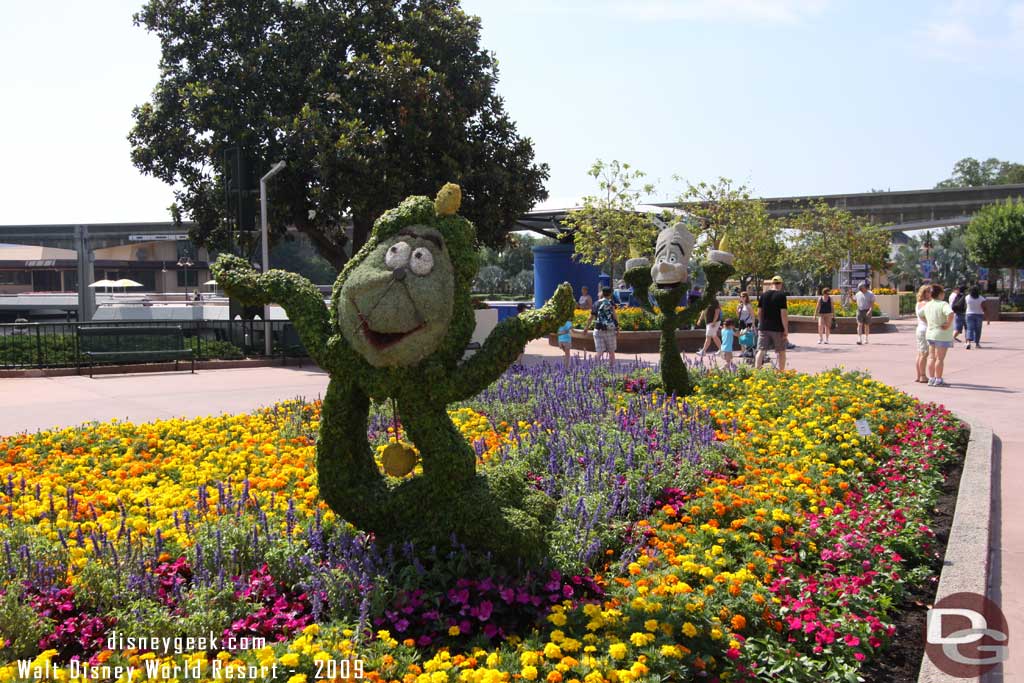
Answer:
[[623, 266, 655, 315], [448, 282, 574, 401], [212, 253, 331, 368]]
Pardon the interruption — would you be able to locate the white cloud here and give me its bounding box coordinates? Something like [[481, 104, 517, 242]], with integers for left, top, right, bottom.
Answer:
[[916, 0, 1024, 61]]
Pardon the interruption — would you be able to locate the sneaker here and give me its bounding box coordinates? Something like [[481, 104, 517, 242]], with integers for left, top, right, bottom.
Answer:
[[817, 340, 822, 344], [856, 340, 862, 345], [966, 343, 971, 350], [935, 379, 949, 387], [824, 340, 829, 344], [928, 378, 937, 386]]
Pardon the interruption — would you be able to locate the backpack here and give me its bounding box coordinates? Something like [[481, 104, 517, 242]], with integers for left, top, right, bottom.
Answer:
[[951, 294, 966, 314], [594, 299, 616, 330]]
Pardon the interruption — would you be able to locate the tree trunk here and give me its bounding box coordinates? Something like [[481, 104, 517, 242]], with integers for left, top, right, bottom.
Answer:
[[352, 213, 373, 257], [299, 224, 348, 272]]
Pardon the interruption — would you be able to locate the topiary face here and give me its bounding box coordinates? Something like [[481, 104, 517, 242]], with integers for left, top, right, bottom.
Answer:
[[651, 222, 696, 288], [338, 225, 455, 367]]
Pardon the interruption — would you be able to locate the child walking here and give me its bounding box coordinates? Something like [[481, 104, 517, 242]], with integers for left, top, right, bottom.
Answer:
[[720, 319, 737, 369]]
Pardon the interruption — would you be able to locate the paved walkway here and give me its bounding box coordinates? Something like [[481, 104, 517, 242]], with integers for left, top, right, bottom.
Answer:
[[1, 321, 1022, 678]]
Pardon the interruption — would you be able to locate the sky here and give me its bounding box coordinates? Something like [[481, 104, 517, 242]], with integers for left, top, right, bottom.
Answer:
[[1, 0, 1023, 225]]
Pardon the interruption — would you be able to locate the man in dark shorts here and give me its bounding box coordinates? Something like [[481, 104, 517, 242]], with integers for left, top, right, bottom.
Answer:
[[756, 275, 789, 371]]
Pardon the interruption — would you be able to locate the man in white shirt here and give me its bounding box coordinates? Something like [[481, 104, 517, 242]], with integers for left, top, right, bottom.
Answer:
[[855, 282, 875, 345]]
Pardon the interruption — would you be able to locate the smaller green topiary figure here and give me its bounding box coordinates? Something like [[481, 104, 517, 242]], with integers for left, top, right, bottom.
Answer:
[[213, 184, 574, 563], [623, 223, 735, 396]]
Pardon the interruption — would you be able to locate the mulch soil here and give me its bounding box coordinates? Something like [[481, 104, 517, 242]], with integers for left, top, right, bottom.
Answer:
[[861, 451, 965, 683]]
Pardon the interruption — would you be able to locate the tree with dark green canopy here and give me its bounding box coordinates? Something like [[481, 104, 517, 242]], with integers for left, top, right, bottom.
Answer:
[[130, 0, 549, 269]]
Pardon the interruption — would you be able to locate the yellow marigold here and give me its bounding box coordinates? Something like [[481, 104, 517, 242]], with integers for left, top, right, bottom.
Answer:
[[609, 642, 628, 660], [522, 665, 539, 681]]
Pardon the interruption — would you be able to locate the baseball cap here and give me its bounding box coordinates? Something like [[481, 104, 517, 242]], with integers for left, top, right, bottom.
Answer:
[[770, 276, 784, 284]]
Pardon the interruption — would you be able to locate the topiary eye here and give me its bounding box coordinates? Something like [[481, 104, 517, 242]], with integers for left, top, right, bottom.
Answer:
[[409, 247, 434, 276], [385, 241, 411, 269]]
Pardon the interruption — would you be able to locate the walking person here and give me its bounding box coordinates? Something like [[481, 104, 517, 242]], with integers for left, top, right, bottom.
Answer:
[[584, 287, 619, 367], [720, 318, 737, 369], [949, 285, 967, 343], [557, 318, 573, 367], [737, 291, 755, 329], [924, 284, 955, 387], [755, 276, 789, 371], [855, 282, 876, 345], [697, 298, 723, 356], [913, 284, 932, 383], [814, 287, 834, 344], [965, 286, 985, 349]]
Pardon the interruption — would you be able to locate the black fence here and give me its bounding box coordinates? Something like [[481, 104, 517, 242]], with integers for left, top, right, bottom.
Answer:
[[0, 320, 308, 370]]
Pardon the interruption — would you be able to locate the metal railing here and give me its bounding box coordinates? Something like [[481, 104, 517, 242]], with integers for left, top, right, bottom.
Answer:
[[0, 320, 308, 370]]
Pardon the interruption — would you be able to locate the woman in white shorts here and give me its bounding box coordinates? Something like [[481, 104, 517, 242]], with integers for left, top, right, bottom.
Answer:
[[697, 299, 723, 356], [914, 284, 931, 383]]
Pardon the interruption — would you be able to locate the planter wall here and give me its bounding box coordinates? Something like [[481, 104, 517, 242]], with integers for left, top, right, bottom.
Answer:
[[787, 315, 891, 334], [472, 308, 499, 345], [549, 329, 710, 353], [874, 294, 899, 318]]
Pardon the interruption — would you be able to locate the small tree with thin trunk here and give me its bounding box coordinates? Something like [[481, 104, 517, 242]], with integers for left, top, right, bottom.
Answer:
[[562, 160, 656, 281]]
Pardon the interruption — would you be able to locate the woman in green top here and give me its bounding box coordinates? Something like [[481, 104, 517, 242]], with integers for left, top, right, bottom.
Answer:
[[923, 283, 955, 387]]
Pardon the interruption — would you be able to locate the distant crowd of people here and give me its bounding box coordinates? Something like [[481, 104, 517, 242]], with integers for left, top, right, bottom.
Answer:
[[535, 277, 992, 385]]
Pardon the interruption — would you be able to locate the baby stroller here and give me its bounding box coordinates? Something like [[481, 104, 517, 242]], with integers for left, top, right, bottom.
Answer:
[[737, 323, 776, 366], [738, 326, 757, 362]]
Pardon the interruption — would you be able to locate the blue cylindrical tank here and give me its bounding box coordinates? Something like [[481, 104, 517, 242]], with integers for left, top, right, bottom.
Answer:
[[532, 243, 603, 309]]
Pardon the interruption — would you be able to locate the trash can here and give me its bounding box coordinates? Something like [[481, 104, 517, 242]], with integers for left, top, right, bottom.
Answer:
[[982, 297, 1000, 322]]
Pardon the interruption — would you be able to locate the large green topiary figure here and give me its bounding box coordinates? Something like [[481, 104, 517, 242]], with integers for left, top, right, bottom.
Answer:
[[623, 223, 735, 396], [213, 184, 574, 562]]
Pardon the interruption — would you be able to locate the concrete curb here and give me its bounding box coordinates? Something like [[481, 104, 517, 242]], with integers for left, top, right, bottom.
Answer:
[[918, 418, 995, 683]]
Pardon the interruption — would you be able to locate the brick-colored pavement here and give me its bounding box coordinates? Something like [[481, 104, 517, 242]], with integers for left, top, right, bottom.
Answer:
[[1, 320, 1022, 678]]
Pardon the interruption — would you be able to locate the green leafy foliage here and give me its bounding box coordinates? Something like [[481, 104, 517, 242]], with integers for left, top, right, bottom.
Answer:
[[562, 160, 656, 280], [935, 156, 1024, 188], [0, 334, 243, 367], [130, 0, 548, 267], [214, 187, 575, 563], [966, 198, 1024, 271], [782, 200, 891, 286], [674, 177, 784, 290]]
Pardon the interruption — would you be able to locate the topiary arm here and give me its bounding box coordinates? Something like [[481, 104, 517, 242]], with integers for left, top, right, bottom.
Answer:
[[623, 266, 656, 315], [211, 253, 332, 367], [677, 260, 736, 328], [446, 283, 574, 401]]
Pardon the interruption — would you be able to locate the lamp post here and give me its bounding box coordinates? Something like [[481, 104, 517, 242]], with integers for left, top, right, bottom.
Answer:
[[260, 160, 287, 356], [922, 232, 934, 283], [177, 256, 194, 301]]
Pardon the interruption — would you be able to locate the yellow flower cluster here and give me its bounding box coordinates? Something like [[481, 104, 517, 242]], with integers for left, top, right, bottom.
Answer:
[[0, 402, 511, 576]]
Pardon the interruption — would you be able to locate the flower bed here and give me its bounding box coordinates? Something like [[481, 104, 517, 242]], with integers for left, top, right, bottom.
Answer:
[[0, 363, 965, 682]]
